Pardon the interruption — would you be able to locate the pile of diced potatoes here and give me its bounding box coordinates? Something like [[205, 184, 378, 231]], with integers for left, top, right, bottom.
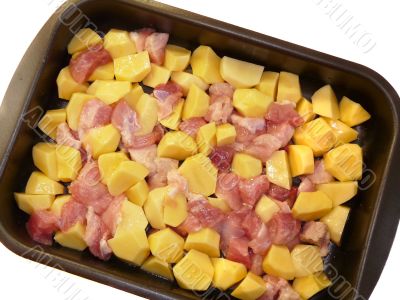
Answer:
[[14, 27, 371, 300]]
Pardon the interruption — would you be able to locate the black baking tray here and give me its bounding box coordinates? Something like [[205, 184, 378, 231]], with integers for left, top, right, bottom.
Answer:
[[0, 0, 399, 299]]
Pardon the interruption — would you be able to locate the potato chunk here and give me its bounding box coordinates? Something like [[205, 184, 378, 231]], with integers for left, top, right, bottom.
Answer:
[[126, 180, 149, 207], [122, 83, 144, 109], [191, 45, 223, 84], [67, 28, 103, 55], [321, 205, 350, 245], [207, 197, 231, 213], [182, 84, 210, 120], [339, 96, 371, 127], [231, 272, 266, 300], [212, 258, 247, 290], [256, 71, 279, 99], [157, 131, 197, 160], [135, 94, 159, 135], [87, 80, 131, 105], [32, 143, 58, 181], [25, 171, 64, 195], [148, 228, 185, 263], [265, 150, 292, 189], [276, 71, 302, 103], [216, 123, 236, 146], [103, 29, 136, 58], [297, 97, 316, 122], [293, 273, 331, 299], [114, 52, 151, 82], [171, 71, 209, 96], [56, 145, 82, 182], [144, 186, 168, 229], [160, 100, 184, 130], [164, 44, 191, 72], [324, 118, 358, 146], [56, 67, 88, 100], [316, 181, 358, 207], [66, 93, 94, 130], [88, 62, 114, 81], [118, 200, 149, 231], [163, 192, 188, 227], [142, 63, 171, 88], [54, 222, 87, 251], [263, 245, 295, 280], [184, 228, 220, 257], [196, 122, 217, 156], [50, 194, 71, 217], [38, 109, 66, 139], [232, 153, 262, 179], [233, 88, 273, 117], [288, 145, 314, 177], [107, 161, 149, 196], [324, 143, 362, 181], [98, 152, 129, 184], [14, 193, 54, 215], [311, 85, 340, 119], [82, 124, 121, 159], [292, 191, 333, 221], [291, 245, 323, 277], [220, 56, 264, 88], [141, 256, 174, 280], [255, 195, 280, 223]]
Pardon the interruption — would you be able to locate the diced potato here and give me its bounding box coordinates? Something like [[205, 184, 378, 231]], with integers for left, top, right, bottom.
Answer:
[[339, 96, 371, 127], [148, 228, 185, 263], [135, 93, 159, 135], [182, 84, 210, 120], [293, 273, 331, 300], [263, 245, 295, 280], [56, 67, 88, 100], [82, 124, 121, 159], [108, 227, 150, 265], [276, 71, 302, 103], [207, 197, 231, 213], [231, 272, 266, 300], [142, 63, 171, 88], [87, 80, 131, 105], [107, 161, 149, 196], [256, 71, 279, 99], [321, 205, 350, 245], [171, 71, 209, 96], [212, 258, 247, 290], [55, 145, 82, 182], [232, 153, 262, 179], [173, 249, 214, 291], [293, 118, 336, 156], [67, 28, 103, 54], [157, 131, 197, 160], [184, 228, 220, 257], [141, 256, 174, 280], [98, 152, 129, 184], [311, 85, 340, 119], [118, 200, 149, 231], [323, 118, 358, 146], [122, 83, 144, 110], [88, 63, 114, 81], [144, 186, 168, 229], [291, 245, 323, 277], [164, 44, 191, 72], [179, 153, 218, 196], [126, 180, 149, 207], [50, 194, 71, 217], [220, 56, 264, 88], [292, 191, 333, 221], [255, 195, 280, 223], [297, 97, 316, 122], [216, 123, 236, 146], [196, 122, 217, 156], [114, 52, 151, 82], [32, 143, 58, 181], [233, 88, 273, 117], [66, 93, 94, 130], [163, 192, 188, 227], [317, 181, 358, 207], [190, 45, 223, 84], [25, 171, 64, 195], [324, 143, 362, 181], [38, 109, 66, 139], [160, 100, 184, 130], [54, 222, 87, 251], [103, 29, 136, 58], [265, 150, 292, 189], [288, 145, 314, 177], [14, 193, 54, 215]]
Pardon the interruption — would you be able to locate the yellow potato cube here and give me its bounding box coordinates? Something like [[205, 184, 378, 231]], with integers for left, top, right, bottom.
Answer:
[[255, 195, 280, 223], [135, 93, 159, 135], [107, 161, 149, 196], [339, 96, 371, 127], [297, 97, 316, 122], [32, 143, 58, 181], [164, 191, 188, 227], [126, 180, 149, 207], [233, 88, 273, 117], [276, 71, 302, 103], [292, 191, 333, 221], [291, 245, 323, 277], [38, 109, 66, 139], [179, 153, 218, 196], [191, 45, 223, 84], [50, 194, 71, 217], [14, 193, 54, 215], [171, 71, 209, 96], [323, 118, 358, 147], [173, 249, 214, 291], [66, 93, 94, 130], [256, 71, 279, 100], [54, 222, 87, 251], [141, 256, 174, 281], [88, 62, 114, 81], [263, 245, 295, 280], [324, 143, 362, 181], [266, 150, 292, 189], [118, 200, 149, 231], [82, 124, 121, 159], [98, 152, 129, 184], [182, 84, 210, 120], [25, 171, 64, 195], [232, 153, 262, 179], [122, 83, 144, 110], [184, 228, 220, 257], [157, 131, 197, 160], [207, 197, 231, 213], [216, 123, 236, 146], [164, 44, 191, 72], [55, 145, 82, 182], [114, 52, 151, 82], [144, 186, 168, 229], [148, 228, 185, 263], [317, 181, 358, 207], [56, 67, 88, 100], [288, 145, 314, 177], [231, 272, 266, 300], [311, 84, 340, 119], [212, 258, 247, 290], [220, 56, 264, 88], [103, 29, 136, 58], [321, 205, 350, 245], [293, 273, 331, 300], [87, 80, 131, 105], [196, 122, 217, 156], [142, 63, 171, 88], [67, 28, 103, 54], [160, 100, 184, 130]]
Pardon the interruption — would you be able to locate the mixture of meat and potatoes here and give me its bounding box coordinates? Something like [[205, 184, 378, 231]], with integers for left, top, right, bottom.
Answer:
[[14, 27, 371, 299]]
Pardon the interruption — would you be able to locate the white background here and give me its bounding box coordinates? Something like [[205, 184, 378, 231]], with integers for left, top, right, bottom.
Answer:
[[0, 0, 399, 299]]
